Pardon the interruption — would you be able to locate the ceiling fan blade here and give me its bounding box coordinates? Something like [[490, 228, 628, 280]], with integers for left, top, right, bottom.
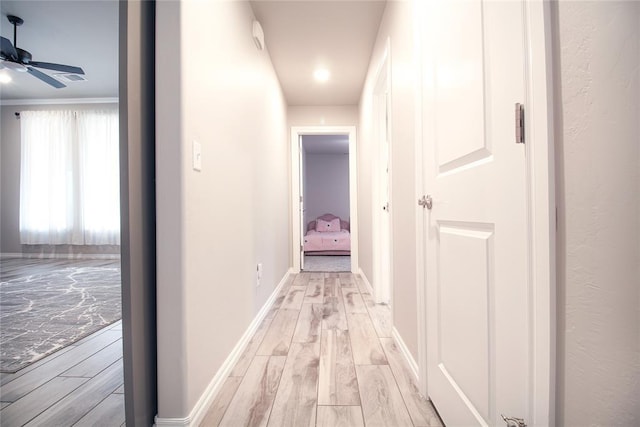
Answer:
[[27, 66, 66, 88], [29, 61, 84, 75], [1, 37, 18, 61]]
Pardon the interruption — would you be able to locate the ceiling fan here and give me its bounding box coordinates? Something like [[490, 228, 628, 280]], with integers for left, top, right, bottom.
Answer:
[[0, 15, 85, 89]]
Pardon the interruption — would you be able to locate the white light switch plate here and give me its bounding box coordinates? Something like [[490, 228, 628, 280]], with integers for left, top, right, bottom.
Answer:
[[193, 140, 202, 171]]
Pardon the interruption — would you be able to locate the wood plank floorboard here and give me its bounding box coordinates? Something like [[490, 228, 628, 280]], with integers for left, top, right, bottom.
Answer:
[[338, 273, 357, 288], [73, 393, 126, 427], [304, 279, 324, 304], [380, 338, 444, 427], [280, 286, 307, 310], [200, 376, 242, 427], [362, 293, 393, 338], [24, 360, 123, 426], [292, 304, 323, 344], [356, 365, 414, 427], [1, 330, 121, 402], [345, 313, 387, 365], [354, 275, 371, 295], [61, 340, 123, 378], [219, 356, 286, 427], [318, 329, 360, 406], [267, 342, 320, 427], [230, 316, 275, 377], [208, 272, 443, 427], [342, 289, 368, 314], [0, 376, 89, 426], [316, 406, 365, 427], [256, 309, 300, 356]]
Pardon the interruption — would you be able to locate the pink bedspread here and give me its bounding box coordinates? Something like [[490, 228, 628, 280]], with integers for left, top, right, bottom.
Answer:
[[303, 229, 351, 252]]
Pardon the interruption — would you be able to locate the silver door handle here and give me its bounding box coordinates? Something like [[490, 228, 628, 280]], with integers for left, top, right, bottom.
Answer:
[[418, 195, 433, 210]]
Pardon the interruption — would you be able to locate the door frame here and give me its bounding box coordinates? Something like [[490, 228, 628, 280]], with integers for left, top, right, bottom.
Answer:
[[119, 1, 157, 424], [413, 1, 556, 425], [372, 39, 393, 305], [290, 126, 358, 273]]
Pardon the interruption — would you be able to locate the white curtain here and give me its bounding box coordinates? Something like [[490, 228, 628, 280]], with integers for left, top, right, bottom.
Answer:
[[77, 111, 120, 244], [19, 109, 120, 245]]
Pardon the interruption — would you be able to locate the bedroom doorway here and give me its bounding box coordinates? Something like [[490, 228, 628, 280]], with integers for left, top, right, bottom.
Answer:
[[290, 126, 358, 274]]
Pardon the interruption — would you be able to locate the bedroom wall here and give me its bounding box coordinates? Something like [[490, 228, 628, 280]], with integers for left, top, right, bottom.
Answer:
[[358, 0, 419, 361], [155, 0, 289, 420], [0, 102, 120, 257], [554, 1, 640, 425], [304, 152, 350, 227]]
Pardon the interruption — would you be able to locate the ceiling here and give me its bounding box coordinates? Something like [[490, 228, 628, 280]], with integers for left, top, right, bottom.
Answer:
[[250, 0, 386, 106], [0, 1, 385, 106], [0, 1, 118, 101], [302, 135, 349, 154]]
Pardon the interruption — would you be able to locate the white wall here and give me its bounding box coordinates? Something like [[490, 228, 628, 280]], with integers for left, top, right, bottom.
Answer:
[[155, 0, 289, 419], [288, 105, 358, 128], [358, 1, 418, 360], [304, 153, 350, 227], [555, 1, 640, 425], [0, 103, 120, 257]]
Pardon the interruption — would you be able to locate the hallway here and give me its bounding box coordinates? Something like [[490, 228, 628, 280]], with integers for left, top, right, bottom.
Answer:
[[201, 272, 442, 426]]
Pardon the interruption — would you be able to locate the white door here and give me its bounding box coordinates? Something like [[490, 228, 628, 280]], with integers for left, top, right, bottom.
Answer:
[[379, 88, 391, 303], [373, 50, 392, 304], [420, 0, 532, 425], [299, 136, 305, 271]]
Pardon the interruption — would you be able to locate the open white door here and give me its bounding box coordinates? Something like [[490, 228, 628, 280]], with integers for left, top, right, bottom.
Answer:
[[417, 0, 553, 425], [373, 43, 392, 305], [299, 136, 305, 271]]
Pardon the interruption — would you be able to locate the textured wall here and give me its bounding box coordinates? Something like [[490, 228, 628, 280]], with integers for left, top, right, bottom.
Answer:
[[155, 0, 289, 418], [304, 153, 350, 226], [358, 0, 419, 361], [555, 2, 640, 425]]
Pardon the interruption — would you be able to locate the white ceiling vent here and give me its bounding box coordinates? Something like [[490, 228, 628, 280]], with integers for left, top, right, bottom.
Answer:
[[54, 73, 88, 83]]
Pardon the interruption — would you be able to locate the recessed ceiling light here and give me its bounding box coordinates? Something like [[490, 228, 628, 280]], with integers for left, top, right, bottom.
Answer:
[[0, 73, 11, 84], [313, 68, 330, 83]]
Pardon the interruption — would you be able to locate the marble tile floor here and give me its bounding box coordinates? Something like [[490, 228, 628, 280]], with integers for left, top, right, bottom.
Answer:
[[200, 272, 444, 427], [0, 320, 125, 427]]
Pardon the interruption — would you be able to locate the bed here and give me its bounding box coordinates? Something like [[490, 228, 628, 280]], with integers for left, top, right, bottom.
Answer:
[[303, 213, 351, 255]]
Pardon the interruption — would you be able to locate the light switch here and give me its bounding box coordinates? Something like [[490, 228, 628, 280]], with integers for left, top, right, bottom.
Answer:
[[193, 140, 202, 171]]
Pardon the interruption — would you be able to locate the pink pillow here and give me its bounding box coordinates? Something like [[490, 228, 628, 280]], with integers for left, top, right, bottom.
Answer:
[[316, 217, 340, 232]]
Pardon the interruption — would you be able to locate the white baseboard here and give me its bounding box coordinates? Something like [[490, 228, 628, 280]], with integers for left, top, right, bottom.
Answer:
[[154, 268, 294, 427], [392, 327, 419, 384], [0, 252, 121, 260], [357, 267, 374, 294]]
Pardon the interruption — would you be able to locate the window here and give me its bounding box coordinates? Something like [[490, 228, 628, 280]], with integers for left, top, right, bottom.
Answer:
[[19, 109, 120, 245]]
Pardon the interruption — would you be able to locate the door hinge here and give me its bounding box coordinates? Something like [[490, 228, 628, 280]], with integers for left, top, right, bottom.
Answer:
[[300, 244, 303, 252], [300, 196, 303, 203], [515, 103, 525, 144]]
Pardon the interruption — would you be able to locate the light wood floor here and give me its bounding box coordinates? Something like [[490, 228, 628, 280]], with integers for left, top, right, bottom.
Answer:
[[0, 321, 125, 427], [201, 272, 444, 427]]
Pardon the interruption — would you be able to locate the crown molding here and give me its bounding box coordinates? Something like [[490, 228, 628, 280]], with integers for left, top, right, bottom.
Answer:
[[0, 97, 118, 106]]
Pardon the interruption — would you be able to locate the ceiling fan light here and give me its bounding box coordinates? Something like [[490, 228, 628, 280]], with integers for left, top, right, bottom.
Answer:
[[0, 73, 12, 84], [4, 62, 27, 72]]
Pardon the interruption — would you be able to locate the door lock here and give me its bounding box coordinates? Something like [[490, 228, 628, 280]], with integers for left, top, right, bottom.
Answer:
[[418, 195, 433, 210]]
